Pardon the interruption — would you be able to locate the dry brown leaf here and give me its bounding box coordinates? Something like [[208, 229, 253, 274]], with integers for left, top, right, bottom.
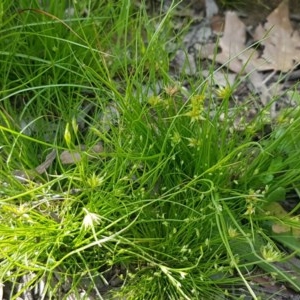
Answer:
[[200, 11, 267, 73], [254, 0, 300, 72], [265, 202, 300, 238], [200, 10, 283, 105], [35, 149, 57, 174], [205, 0, 300, 73], [213, 11, 246, 73], [205, 0, 219, 19], [60, 143, 104, 165], [60, 150, 82, 164], [13, 143, 104, 181], [12, 149, 57, 181]]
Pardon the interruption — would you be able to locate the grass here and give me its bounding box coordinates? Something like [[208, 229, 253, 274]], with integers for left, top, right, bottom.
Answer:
[[1, 0, 300, 299]]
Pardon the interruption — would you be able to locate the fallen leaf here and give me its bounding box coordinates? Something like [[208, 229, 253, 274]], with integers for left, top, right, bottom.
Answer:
[[201, 69, 236, 87], [254, 0, 300, 72], [272, 223, 290, 234], [199, 10, 282, 105], [13, 142, 104, 181], [60, 150, 82, 164], [205, 0, 219, 19], [60, 143, 104, 164], [212, 11, 246, 73], [204, 11, 266, 73], [35, 149, 57, 174], [12, 149, 57, 181], [264, 202, 300, 238]]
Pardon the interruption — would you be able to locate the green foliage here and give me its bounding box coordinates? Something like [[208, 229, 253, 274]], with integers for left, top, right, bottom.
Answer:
[[0, 1, 300, 299]]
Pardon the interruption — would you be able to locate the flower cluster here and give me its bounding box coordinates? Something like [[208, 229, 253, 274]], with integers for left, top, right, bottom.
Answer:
[[185, 94, 206, 123], [215, 85, 232, 100], [244, 188, 264, 216], [261, 243, 282, 262]]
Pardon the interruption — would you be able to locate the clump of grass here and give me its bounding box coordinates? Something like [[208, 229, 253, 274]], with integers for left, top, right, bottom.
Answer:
[[0, 1, 300, 299]]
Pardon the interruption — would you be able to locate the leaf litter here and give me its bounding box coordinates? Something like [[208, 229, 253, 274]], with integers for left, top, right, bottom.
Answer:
[[12, 143, 104, 182], [200, 0, 300, 109], [254, 0, 300, 72], [202, 0, 300, 72]]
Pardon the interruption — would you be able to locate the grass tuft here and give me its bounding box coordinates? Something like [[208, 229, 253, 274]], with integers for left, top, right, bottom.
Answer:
[[0, 1, 300, 299]]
